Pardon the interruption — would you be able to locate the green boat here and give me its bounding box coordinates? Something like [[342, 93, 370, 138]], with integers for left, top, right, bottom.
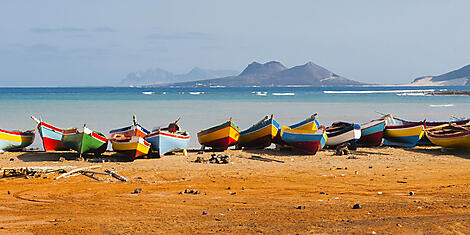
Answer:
[[62, 126, 108, 156]]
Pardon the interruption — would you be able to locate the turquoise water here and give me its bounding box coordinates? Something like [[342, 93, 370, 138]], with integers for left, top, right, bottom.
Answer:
[[1, 86, 469, 148]]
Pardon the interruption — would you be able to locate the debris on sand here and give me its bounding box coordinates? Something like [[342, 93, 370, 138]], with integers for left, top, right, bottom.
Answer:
[[132, 188, 143, 194], [296, 206, 306, 209], [195, 154, 230, 164], [1, 166, 74, 178], [335, 143, 350, 156], [346, 155, 358, 159], [352, 203, 362, 209], [180, 189, 200, 195]]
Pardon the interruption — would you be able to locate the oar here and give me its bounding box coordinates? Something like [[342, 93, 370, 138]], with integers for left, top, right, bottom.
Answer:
[[425, 123, 450, 131], [30, 116, 41, 124], [375, 111, 408, 122]]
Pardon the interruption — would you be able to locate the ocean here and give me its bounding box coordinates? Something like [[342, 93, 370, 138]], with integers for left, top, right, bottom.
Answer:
[[1, 86, 470, 149]]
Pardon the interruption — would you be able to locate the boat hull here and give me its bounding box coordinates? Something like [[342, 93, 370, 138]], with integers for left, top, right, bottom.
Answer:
[[0, 129, 35, 152], [62, 128, 108, 155], [357, 120, 385, 147], [383, 122, 424, 147], [426, 128, 470, 150], [198, 121, 240, 149], [326, 124, 361, 148], [238, 118, 279, 148], [280, 128, 327, 154], [273, 115, 319, 146], [37, 122, 69, 151], [111, 137, 150, 160], [146, 131, 190, 156]]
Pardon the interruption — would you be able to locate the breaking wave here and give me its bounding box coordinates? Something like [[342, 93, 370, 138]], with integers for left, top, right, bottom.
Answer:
[[324, 89, 435, 94], [272, 93, 295, 96]]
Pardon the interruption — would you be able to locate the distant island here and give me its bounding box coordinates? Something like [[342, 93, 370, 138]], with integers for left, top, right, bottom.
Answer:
[[121, 67, 238, 86], [148, 61, 364, 87], [411, 64, 470, 86]]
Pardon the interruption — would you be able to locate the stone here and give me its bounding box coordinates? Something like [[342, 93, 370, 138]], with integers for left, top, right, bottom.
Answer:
[[132, 188, 143, 194], [58, 157, 65, 162], [215, 218, 221, 221], [346, 155, 358, 159], [352, 203, 361, 209], [296, 206, 306, 209], [7, 191, 11, 195], [409, 191, 415, 196], [226, 187, 231, 190], [320, 192, 325, 194], [202, 211, 208, 215], [231, 192, 237, 195], [9, 158, 14, 161]]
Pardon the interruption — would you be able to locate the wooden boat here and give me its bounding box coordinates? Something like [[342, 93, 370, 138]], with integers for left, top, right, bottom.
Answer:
[[325, 122, 361, 149], [31, 116, 70, 151], [145, 119, 190, 157], [0, 128, 35, 152], [197, 118, 240, 150], [280, 127, 327, 154], [383, 115, 425, 147], [288, 114, 319, 131], [62, 125, 108, 156], [273, 114, 319, 145], [425, 123, 470, 150], [357, 119, 386, 147], [238, 115, 279, 149], [109, 116, 151, 161]]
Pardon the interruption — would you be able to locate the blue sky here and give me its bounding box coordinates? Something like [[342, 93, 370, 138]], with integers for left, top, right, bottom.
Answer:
[[1, 0, 470, 86]]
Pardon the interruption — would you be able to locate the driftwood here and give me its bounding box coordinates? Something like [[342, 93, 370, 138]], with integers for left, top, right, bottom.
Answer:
[[105, 170, 128, 182], [55, 166, 101, 180], [1, 166, 74, 178]]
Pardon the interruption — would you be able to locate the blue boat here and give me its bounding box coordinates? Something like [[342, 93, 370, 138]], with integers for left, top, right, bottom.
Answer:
[[280, 127, 327, 154], [145, 120, 190, 157]]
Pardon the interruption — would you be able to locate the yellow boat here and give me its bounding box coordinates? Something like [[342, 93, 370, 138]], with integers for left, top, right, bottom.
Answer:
[[425, 123, 470, 150], [197, 118, 240, 150], [238, 115, 279, 149], [383, 114, 425, 147]]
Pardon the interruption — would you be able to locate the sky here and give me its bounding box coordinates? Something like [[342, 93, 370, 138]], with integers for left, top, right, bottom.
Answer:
[[1, 0, 470, 86]]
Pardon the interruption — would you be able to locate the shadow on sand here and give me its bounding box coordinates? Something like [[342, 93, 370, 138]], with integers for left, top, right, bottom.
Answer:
[[403, 146, 470, 160], [16, 151, 132, 162]]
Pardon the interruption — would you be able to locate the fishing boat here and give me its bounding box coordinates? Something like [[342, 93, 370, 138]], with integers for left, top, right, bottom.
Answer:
[[109, 116, 151, 161], [197, 118, 240, 150], [272, 114, 319, 145], [145, 119, 190, 157], [0, 128, 35, 152], [357, 119, 386, 147], [288, 114, 319, 131], [425, 123, 470, 150], [62, 125, 108, 156], [280, 127, 327, 154], [238, 115, 279, 149], [383, 114, 425, 147], [31, 116, 70, 151], [325, 122, 361, 149]]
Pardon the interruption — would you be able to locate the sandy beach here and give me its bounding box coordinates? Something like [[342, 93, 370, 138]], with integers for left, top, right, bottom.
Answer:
[[0, 147, 469, 234]]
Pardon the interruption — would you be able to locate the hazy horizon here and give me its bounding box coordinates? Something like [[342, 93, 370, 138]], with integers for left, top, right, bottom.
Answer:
[[1, 0, 470, 86]]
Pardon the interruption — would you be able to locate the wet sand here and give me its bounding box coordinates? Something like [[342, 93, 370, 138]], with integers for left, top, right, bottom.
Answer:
[[0, 146, 469, 234]]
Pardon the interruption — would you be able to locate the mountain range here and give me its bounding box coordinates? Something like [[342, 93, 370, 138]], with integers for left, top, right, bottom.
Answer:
[[121, 67, 238, 86], [411, 64, 470, 86], [157, 61, 363, 87]]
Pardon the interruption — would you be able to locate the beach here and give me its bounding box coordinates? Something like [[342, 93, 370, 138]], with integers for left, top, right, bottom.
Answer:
[[1, 146, 469, 234]]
